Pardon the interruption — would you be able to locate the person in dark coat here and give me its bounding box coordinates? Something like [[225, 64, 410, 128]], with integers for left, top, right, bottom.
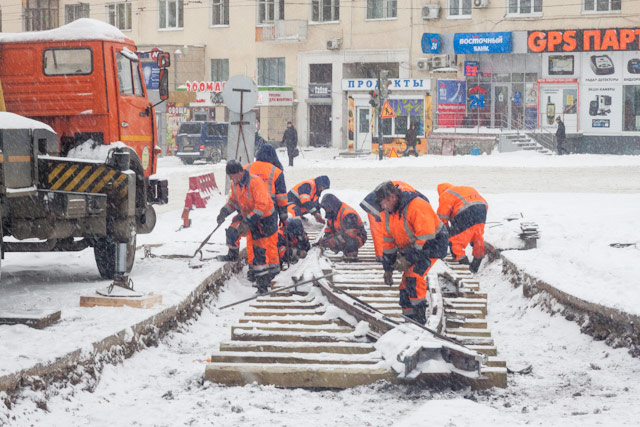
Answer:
[[282, 121, 298, 167], [403, 123, 418, 157], [556, 116, 568, 155]]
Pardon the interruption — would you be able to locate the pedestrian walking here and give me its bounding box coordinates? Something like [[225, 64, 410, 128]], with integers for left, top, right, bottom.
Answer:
[[282, 121, 298, 167], [402, 123, 418, 157], [556, 116, 568, 155], [436, 183, 488, 273]]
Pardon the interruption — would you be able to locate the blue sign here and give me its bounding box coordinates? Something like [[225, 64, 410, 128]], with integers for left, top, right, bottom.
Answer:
[[513, 91, 522, 107], [437, 80, 466, 113], [421, 33, 441, 54], [469, 94, 485, 109], [454, 32, 512, 54], [142, 62, 160, 90]]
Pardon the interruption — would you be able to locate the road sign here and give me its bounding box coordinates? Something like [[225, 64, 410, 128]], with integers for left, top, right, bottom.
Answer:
[[222, 75, 258, 114], [380, 100, 396, 118]]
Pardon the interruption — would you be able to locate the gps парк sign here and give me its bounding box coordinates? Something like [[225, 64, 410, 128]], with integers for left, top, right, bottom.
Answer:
[[528, 28, 640, 52]]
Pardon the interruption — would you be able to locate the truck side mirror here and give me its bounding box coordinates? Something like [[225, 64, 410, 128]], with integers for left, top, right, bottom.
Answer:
[[158, 68, 169, 100], [157, 52, 170, 68]]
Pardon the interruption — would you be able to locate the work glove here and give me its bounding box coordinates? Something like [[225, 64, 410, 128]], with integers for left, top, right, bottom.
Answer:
[[314, 213, 325, 224], [394, 255, 411, 272], [298, 250, 307, 258], [383, 270, 394, 286], [237, 221, 250, 236], [279, 210, 288, 225], [375, 256, 383, 263], [216, 211, 227, 225]]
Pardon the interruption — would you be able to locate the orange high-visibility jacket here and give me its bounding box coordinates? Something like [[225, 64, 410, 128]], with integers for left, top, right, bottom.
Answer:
[[437, 183, 488, 236], [246, 161, 287, 211], [288, 179, 321, 214], [324, 202, 367, 244], [381, 191, 447, 271], [223, 171, 275, 227]]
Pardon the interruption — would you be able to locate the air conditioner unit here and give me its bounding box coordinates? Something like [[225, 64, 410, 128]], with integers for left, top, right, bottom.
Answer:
[[473, 0, 488, 8], [326, 38, 342, 50], [431, 54, 451, 69], [417, 58, 432, 71], [421, 4, 441, 20]]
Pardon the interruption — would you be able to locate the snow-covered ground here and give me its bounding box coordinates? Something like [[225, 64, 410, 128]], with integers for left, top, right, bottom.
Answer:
[[1, 150, 639, 426]]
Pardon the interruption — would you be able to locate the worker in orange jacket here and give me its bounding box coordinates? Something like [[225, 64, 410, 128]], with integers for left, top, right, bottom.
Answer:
[[360, 181, 427, 261], [217, 160, 280, 294], [437, 183, 488, 273], [287, 176, 330, 223], [375, 181, 448, 324], [317, 194, 367, 261], [277, 218, 310, 267]]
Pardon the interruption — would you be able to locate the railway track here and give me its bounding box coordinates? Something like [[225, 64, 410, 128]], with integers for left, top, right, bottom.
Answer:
[[205, 228, 507, 389]]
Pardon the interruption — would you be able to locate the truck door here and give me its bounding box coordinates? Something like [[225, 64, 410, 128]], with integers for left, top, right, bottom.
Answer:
[[114, 48, 154, 177]]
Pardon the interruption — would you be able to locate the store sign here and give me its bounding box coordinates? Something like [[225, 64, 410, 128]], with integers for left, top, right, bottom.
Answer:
[[341, 79, 430, 91], [257, 87, 294, 106], [421, 33, 441, 54], [454, 32, 512, 54], [184, 80, 226, 92], [309, 83, 332, 98], [528, 28, 640, 53], [464, 61, 479, 77]]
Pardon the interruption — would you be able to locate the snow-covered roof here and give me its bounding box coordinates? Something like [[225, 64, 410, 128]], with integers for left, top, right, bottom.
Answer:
[[0, 19, 129, 44], [0, 112, 55, 133]]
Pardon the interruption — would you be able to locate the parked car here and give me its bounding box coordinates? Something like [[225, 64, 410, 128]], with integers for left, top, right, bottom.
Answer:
[[175, 121, 228, 164]]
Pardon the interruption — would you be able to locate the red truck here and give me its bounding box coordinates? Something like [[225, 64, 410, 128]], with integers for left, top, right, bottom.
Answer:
[[0, 19, 170, 279]]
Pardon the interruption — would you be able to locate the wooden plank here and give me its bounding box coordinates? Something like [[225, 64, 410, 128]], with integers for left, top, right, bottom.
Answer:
[[0, 310, 61, 329], [466, 345, 498, 356], [249, 302, 323, 310], [231, 324, 353, 334], [486, 357, 507, 368], [79, 293, 162, 309], [243, 310, 323, 317], [231, 330, 357, 342], [205, 363, 396, 388], [238, 317, 347, 326], [210, 351, 381, 365], [219, 341, 376, 354], [445, 327, 491, 337]]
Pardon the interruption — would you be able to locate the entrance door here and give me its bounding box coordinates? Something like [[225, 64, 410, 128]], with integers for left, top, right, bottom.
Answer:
[[494, 85, 509, 129], [355, 107, 372, 151], [309, 105, 331, 147]]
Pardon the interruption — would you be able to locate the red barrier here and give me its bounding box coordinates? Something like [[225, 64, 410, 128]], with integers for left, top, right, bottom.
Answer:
[[181, 173, 220, 228]]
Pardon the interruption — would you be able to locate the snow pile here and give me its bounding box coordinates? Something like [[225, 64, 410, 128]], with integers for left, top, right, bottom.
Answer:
[[0, 112, 54, 132], [66, 139, 129, 162], [0, 19, 128, 43]]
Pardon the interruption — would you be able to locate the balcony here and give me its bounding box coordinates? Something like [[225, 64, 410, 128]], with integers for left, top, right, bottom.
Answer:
[[256, 20, 307, 43]]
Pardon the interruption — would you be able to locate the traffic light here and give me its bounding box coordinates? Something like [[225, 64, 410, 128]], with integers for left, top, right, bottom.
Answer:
[[369, 90, 380, 108], [379, 70, 392, 100]]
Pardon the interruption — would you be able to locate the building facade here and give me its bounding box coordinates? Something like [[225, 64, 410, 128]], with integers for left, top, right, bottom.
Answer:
[[1, 0, 637, 153]]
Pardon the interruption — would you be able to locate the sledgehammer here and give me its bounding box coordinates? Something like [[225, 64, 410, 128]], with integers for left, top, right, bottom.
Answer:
[[188, 221, 226, 268]]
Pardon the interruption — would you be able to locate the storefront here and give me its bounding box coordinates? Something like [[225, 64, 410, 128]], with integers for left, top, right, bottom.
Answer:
[[342, 78, 431, 155]]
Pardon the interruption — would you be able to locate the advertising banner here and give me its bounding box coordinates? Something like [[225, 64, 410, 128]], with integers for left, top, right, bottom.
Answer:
[[528, 28, 640, 53], [454, 32, 512, 54], [421, 33, 442, 54], [437, 80, 466, 128]]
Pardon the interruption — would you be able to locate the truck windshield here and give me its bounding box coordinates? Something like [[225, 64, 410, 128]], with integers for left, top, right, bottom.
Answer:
[[43, 48, 93, 76], [178, 123, 202, 134]]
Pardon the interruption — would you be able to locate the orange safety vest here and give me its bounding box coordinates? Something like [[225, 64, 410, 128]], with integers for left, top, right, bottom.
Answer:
[[246, 161, 287, 209], [224, 171, 275, 224], [325, 202, 366, 243], [437, 183, 488, 235], [288, 179, 320, 214]]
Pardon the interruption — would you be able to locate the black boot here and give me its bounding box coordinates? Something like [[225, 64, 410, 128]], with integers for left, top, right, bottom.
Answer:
[[256, 275, 271, 295], [216, 248, 239, 262], [469, 256, 483, 273], [456, 255, 470, 265]]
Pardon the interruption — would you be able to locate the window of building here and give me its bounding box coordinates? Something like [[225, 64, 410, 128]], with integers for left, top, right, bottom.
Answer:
[[43, 48, 92, 76], [258, 0, 284, 24], [107, 2, 131, 30], [366, 0, 397, 19], [211, 0, 229, 25], [380, 100, 424, 137], [257, 57, 285, 86], [210, 59, 229, 81], [448, 0, 471, 18], [159, 0, 183, 29], [24, 0, 59, 31], [312, 0, 339, 22], [508, 0, 542, 15], [116, 52, 144, 96], [583, 0, 621, 12], [623, 85, 640, 131], [64, 3, 89, 24]]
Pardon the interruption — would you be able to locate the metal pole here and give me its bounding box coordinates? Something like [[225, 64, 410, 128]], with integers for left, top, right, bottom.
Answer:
[[377, 73, 383, 160]]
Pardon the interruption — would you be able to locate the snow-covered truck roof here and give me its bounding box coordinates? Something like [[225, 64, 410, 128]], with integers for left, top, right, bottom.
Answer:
[[0, 19, 130, 44], [0, 112, 55, 133]]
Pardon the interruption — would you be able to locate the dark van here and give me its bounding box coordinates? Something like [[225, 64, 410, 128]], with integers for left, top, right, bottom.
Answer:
[[175, 121, 228, 164]]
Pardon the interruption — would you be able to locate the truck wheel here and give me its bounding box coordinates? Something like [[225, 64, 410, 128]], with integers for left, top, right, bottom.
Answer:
[[181, 158, 194, 165], [210, 147, 223, 164], [94, 228, 136, 279]]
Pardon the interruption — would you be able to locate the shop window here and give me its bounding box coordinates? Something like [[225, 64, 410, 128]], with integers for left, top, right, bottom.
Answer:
[[583, 0, 621, 13], [24, 0, 59, 31], [211, 0, 229, 25], [507, 0, 542, 15], [65, 3, 89, 24], [380, 100, 424, 137], [623, 86, 640, 131], [312, 0, 339, 22], [211, 59, 229, 81], [159, 0, 183, 29], [258, 0, 284, 24], [107, 2, 131, 30], [366, 0, 397, 19], [257, 57, 285, 86], [448, 0, 471, 18]]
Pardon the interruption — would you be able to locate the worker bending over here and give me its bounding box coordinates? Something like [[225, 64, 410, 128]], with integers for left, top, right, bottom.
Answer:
[[287, 176, 330, 223], [277, 218, 310, 267], [317, 194, 367, 261]]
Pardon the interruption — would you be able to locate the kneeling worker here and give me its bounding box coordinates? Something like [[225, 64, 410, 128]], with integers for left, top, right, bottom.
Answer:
[[375, 181, 448, 324], [318, 194, 367, 261], [217, 160, 280, 294], [287, 176, 330, 223], [436, 183, 488, 273], [277, 218, 310, 267]]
